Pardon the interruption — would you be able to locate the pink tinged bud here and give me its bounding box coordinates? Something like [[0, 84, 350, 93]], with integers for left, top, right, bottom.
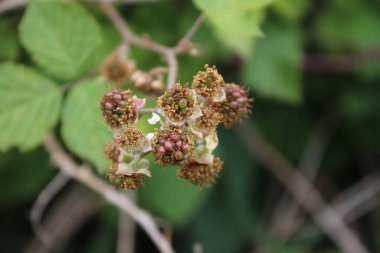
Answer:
[[164, 141, 173, 151], [237, 97, 247, 103], [158, 137, 165, 144], [182, 144, 190, 151], [233, 92, 240, 98], [114, 94, 122, 100], [104, 110, 112, 115], [122, 94, 129, 99], [106, 92, 113, 97], [176, 140, 182, 147], [118, 100, 126, 106], [112, 114, 119, 119], [105, 102, 113, 109], [158, 146, 166, 154], [175, 151, 184, 160], [231, 101, 239, 108], [170, 133, 179, 141]]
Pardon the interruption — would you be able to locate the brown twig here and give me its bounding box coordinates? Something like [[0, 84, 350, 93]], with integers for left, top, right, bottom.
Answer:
[[30, 172, 70, 249], [302, 48, 380, 73], [236, 121, 369, 253], [333, 172, 380, 222], [43, 133, 175, 253], [100, 3, 205, 88], [294, 172, 380, 241], [26, 185, 102, 253], [117, 192, 136, 253], [270, 111, 338, 239], [0, 0, 27, 14]]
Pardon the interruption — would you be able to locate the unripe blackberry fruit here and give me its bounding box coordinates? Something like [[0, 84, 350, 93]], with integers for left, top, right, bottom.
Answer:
[[107, 163, 143, 191], [211, 83, 252, 128], [117, 125, 146, 156], [192, 65, 224, 99], [152, 125, 194, 167], [157, 84, 197, 124], [100, 89, 137, 128], [104, 140, 121, 162], [102, 54, 133, 84], [177, 157, 223, 188]]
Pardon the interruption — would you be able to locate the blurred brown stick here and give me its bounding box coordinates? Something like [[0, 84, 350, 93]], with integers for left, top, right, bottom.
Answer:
[[43, 133, 175, 253], [30, 172, 70, 249], [117, 192, 137, 253], [270, 111, 337, 239], [236, 121, 370, 253], [25, 185, 102, 253]]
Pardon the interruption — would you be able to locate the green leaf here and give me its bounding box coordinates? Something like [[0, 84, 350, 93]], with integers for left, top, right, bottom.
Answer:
[[243, 25, 303, 104], [0, 18, 21, 60], [0, 148, 54, 206], [273, 0, 310, 22], [316, 0, 380, 51], [193, 0, 275, 55], [61, 80, 112, 173], [0, 63, 62, 151], [139, 162, 211, 227], [19, 0, 103, 81]]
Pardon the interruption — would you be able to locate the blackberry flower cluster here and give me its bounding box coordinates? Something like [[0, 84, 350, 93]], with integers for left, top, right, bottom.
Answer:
[[100, 61, 252, 190]]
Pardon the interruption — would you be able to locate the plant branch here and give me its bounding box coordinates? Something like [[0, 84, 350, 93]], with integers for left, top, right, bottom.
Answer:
[[43, 133, 175, 253], [236, 121, 369, 253], [0, 0, 27, 14], [100, 3, 205, 88], [270, 111, 338, 239], [303, 48, 380, 73], [30, 172, 70, 249]]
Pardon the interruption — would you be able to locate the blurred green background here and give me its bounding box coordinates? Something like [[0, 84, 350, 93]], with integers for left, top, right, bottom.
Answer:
[[1, 0, 380, 252]]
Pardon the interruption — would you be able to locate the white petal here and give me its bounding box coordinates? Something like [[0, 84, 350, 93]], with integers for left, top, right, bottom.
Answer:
[[142, 139, 152, 153], [190, 105, 203, 120], [148, 112, 161, 125], [197, 153, 214, 165], [213, 88, 226, 102], [146, 133, 154, 141], [167, 117, 186, 126], [132, 96, 146, 110], [188, 124, 204, 142], [205, 129, 219, 152]]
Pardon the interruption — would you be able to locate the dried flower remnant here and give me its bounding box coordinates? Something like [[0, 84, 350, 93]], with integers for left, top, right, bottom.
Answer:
[[193, 107, 221, 136], [102, 54, 134, 84], [177, 157, 223, 188], [117, 125, 147, 156], [104, 140, 121, 162], [192, 65, 225, 100], [107, 163, 143, 191], [157, 84, 199, 125], [211, 83, 252, 128], [152, 125, 194, 167], [131, 70, 163, 96], [100, 89, 140, 128]]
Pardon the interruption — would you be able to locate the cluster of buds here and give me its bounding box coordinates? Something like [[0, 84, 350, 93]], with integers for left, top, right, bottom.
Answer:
[[100, 60, 252, 190], [102, 53, 164, 97]]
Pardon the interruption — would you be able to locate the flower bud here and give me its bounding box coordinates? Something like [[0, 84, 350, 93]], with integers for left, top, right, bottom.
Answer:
[[192, 65, 224, 100], [211, 83, 252, 128], [100, 89, 137, 128], [152, 125, 194, 167], [157, 84, 197, 124]]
